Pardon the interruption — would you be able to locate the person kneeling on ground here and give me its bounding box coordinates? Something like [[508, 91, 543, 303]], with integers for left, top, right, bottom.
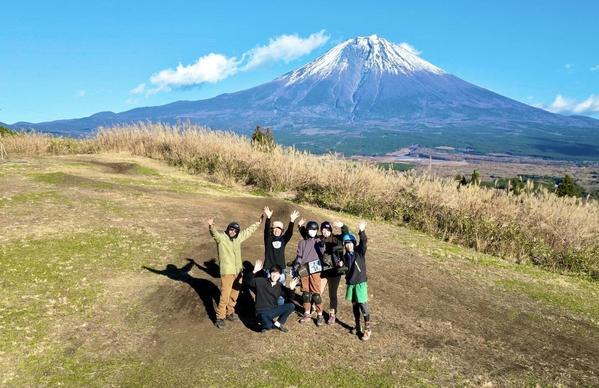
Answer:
[[343, 222, 372, 341], [208, 215, 262, 329], [246, 260, 298, 333]]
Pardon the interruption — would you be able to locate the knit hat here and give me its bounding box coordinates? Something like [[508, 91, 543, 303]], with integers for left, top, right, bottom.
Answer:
[[272, 221, 284, 230]]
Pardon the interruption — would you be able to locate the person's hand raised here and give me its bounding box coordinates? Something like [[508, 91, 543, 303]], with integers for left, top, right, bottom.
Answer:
[[289, 277, 299, 289], [298, 218, 306, 227], [333, 221, 344, 228], [358, 222, 367, 232], [207, 218, 215, 227], [264, 206, 273, 219], [253, 259, 264, 274], [290, 210, 300, 223]]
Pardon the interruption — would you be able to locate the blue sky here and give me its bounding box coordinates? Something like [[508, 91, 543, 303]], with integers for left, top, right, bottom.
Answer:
[[2, 0, 599, 123]]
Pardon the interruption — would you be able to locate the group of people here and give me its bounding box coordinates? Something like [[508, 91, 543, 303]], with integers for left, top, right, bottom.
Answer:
[[207, 206, 371, 340]]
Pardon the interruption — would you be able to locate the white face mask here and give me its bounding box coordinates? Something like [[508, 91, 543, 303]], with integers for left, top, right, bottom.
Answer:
[[308, 230, 317, 238]]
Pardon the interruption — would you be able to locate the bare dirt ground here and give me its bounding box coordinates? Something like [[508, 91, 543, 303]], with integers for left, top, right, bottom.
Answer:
[[1, 153, 599, 386]]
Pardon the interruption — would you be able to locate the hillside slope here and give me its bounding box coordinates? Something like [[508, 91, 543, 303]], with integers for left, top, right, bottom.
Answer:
[[1, 154, 599, 386]]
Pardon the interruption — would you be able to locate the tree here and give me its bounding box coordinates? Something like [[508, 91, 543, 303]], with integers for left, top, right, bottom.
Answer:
[[556, 175, 581, 197], [0, 125, 16, 137], [251, 125, 275, 152], [470, 170, 480, 186]]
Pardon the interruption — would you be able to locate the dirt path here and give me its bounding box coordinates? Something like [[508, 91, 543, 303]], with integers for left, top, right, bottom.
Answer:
[[2, 154, 598, 386]]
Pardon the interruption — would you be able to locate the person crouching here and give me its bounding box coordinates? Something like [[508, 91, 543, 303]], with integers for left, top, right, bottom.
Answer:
[[246, 260, 298, 333]]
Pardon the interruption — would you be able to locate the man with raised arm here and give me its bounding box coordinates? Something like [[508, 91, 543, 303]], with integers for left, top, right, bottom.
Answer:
[[208, 215, 262, 329]]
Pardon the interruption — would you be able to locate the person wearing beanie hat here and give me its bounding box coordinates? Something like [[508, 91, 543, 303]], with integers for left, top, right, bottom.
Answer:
[[263, 206, 300, 297], [208, 214, 262, 329]]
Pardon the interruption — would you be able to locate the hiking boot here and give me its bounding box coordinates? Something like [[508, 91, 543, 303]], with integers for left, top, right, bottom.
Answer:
[[327, 313, 336, 325], [276, 325, 289, 333], [226, 313, 239, 322], [214, 319, 225, 329], [299, 313, 311, 324], [316, 315, 324, 326], [362, 329, 372, 341]]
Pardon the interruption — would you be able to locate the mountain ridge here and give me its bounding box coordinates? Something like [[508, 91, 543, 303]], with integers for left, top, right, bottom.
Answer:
[[7, 35, 599, 159]]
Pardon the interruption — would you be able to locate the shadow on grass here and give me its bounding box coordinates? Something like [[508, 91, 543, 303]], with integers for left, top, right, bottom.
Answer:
[[143, 260, 220, 322]]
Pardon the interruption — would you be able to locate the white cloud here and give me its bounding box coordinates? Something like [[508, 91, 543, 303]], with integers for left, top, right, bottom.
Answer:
[[132, 30, 329, 96], [76, 90, 86, 97], [542, 94, 599, 115], [130, 83, 147, 95], [564, 63, 573, 70], [149, 53, 239, 90], [242, 30, 330, 70], [398, 42, 421, 55], [591, 64, 599, 72]]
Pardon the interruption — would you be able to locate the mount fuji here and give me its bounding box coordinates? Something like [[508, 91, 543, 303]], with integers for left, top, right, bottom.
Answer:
[[9, 35, 599, 159]]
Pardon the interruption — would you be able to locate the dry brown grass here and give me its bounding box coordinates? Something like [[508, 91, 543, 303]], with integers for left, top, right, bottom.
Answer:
[[4, 122, 599, 277]]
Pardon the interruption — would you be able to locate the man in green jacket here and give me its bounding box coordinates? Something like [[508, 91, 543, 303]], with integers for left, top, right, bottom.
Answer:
[[208, 215, 262, 328]]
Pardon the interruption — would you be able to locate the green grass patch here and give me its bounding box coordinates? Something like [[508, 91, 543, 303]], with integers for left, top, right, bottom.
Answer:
[[131, 163, 159, 176], [497, 278, 599, 319], [31, 172, 116, 190], [0, 229, 164, 357], [377, 162, 415, 172], [0, 191, 62, 208]]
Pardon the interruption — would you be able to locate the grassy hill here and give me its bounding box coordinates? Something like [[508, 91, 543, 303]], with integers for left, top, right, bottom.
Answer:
[[2, 152, 599, 386]]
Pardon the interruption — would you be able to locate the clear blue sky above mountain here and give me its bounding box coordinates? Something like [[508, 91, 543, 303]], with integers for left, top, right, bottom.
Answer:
[[2, 0, 598, 123]]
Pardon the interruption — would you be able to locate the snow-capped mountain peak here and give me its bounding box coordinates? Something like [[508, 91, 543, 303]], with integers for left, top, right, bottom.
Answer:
[[284, 35, 444, 85]]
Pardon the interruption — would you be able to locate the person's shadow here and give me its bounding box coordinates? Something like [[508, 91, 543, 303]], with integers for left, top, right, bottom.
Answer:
[[143, 259, 220, 322]]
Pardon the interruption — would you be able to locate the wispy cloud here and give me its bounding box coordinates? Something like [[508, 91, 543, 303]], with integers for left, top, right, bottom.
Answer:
[[398, 42, 421, 55], [541, 94, 599, 115], [564, 63, 573, 70], [242, 30, 329, 70], [591, 64, 599, 72], [132, 30, 329, 97], [76, 90, 86, 97]]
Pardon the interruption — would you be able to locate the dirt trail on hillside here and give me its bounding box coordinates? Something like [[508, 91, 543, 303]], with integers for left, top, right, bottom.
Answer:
[[4, 154, 598, 385], [138, 192, 599, 386]]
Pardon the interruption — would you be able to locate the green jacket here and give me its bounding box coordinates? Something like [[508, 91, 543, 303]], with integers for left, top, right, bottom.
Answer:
[[209, 222, 261, 275]]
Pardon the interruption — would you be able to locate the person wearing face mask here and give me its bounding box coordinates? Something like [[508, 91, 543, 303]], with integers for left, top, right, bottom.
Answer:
[[342, 222, 371, 340], [263, 206, 300, 293], [298, 220, 348, 325], [208, 215, 262, 329], [293, 220, 326, 325], [245, 260, 299, 333]]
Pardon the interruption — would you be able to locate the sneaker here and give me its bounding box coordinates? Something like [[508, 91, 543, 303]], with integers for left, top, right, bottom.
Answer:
[[327, 313, 336, 325], [362, 329, 372, 341], [225, 313, 239, 322], [316, 315, 324, 326], [276, 325, 289, 333], [299, 313, 311, 324], [215, 319, 225, 329]]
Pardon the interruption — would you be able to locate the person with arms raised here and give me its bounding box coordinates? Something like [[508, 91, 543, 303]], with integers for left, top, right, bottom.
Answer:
[[208, 215, 262, 329]]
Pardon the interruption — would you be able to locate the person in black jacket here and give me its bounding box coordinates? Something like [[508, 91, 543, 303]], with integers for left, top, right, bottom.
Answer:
[[263, 207, 299, 296], [342, 222, 371, 341], [298, 219, 348, 325], [246, 260, 298, 332]]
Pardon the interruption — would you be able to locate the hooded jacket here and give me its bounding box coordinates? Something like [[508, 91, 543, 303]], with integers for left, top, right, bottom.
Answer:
[[209, 221, 260, 275], [344, 230, 368, 285]]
